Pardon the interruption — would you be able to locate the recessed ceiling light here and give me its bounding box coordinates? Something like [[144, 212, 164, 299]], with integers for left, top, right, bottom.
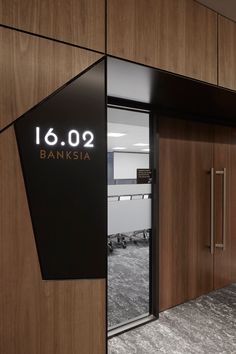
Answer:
[[141, 148, 150, 152], [112, 147, 127, 150], [108, 132, 126, 137], [133, 143, 149, 146]]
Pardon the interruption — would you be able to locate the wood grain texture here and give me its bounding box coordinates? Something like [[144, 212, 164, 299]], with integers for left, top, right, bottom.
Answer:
[[218, 16, 236, 90], [0, 27, 102, 131], [230, 128, 236, 282], [0, 127, 106, 354], [159, 117, 214, 311], [0, 0, 105, 52], [107, 0, 217, 83]]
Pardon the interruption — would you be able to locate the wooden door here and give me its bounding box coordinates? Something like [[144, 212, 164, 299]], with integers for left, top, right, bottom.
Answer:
[[230, 128, 236, 282], [159, 117, 214, 311], [213, 126, 232, 289]]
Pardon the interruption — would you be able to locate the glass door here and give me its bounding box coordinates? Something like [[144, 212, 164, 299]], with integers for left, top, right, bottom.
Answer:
[[107, 105, 153, 333]]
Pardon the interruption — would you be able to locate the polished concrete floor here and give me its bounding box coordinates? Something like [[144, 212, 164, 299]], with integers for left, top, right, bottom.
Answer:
[[109, 283, 236, 354], [108, 241, 149, 328]]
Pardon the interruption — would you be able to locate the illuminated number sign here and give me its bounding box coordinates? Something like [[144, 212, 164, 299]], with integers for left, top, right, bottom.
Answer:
[[34, 127, 95, 160], [35, 127, 95, 147], [15, 60, 106, 280]]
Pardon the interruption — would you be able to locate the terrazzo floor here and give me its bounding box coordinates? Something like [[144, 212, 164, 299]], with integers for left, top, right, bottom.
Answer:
[[109, 283, 236, 354]]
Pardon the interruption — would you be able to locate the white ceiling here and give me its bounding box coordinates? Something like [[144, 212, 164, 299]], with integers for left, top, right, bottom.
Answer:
[[107, 108, 149, 153], [197, 0, 236, 22]]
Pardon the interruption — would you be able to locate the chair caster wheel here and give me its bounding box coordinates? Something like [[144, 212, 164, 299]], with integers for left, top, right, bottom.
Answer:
[[122, 241, 127, 249]]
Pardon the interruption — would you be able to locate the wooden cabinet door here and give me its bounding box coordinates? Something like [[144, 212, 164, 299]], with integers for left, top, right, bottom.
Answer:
[[213, 126, 232, 289], [159, 117, 214, 311], [218, 16, 236, 91]]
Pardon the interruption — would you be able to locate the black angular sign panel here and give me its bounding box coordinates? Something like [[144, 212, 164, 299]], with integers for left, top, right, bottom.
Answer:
[[15, 59, 106, 279]]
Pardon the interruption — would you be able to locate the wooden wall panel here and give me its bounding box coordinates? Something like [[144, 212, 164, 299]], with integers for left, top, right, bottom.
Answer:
[[159, 117, 214, 311], [0, 126, 106, 354], [0, 0, 105, 52], [230, 128, 236, 282], [0, 27, 102, 131], [107, 0, 217, 84], [218, 16, 236, 90]]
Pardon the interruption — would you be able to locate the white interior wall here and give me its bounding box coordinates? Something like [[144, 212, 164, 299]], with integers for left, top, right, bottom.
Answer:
[[113, 152, 149, 179]]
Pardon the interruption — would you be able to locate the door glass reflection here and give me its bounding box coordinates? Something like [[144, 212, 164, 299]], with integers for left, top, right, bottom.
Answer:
[[107, 107, 151, 329]]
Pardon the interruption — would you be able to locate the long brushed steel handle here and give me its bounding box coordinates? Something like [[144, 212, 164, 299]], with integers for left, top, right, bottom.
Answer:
[[215, 168, 226, 250], [210, 167, 214, 255]]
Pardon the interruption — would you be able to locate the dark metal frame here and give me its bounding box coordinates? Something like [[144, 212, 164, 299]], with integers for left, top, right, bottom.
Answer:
[[106, 98, 159, 337]]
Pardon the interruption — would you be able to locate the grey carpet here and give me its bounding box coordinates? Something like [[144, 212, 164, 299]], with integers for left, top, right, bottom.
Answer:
[[109, 283, 236, 354], [108, 242, 149, 328]]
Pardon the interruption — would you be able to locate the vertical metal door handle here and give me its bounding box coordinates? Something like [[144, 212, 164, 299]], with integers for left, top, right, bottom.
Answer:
[[215, 168, 226, 250], [210, 167, 214, 255], [223, 167, 226, 250]]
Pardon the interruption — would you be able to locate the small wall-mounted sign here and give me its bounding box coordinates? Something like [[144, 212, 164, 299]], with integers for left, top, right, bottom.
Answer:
[[137, 168, 152, 184], [15, 59, 106, 280]]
